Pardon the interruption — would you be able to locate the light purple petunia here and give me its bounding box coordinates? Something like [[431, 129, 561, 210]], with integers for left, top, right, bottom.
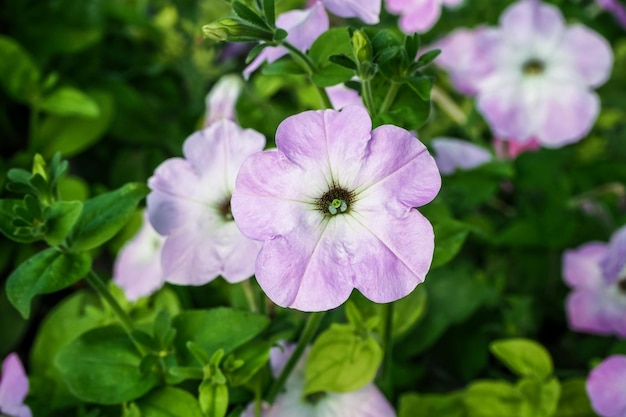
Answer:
[[562, 225, 626, 337], [241, 344, 396, 417], [326, 84, 363, 109], [386, 0, 463, 34], [147, 119, 265, 286], [431, 137, 492, 175], [231, 105, 441, 311], [321, 0, 381, 24], [113, 211, 165, 301], [436, 0, 613, 148], [244, 2, 329, 79], [203, 74, 243, 127], [0, 353, 31, 417], [597, 0, 626, 28], [586, 355, 626, 417]]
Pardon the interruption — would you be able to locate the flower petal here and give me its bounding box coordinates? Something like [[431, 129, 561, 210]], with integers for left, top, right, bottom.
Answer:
[[587, 355, 626, 417], [499, 0, 564, 49], [204, 75, 243, 127], [219, 233, 262, 283], [147, 189, 208, 236], [318, 384, 396, 417], [566, 290, 614, 336], [388, 0, 442, 33], [431, 137, 492, 175], [0, 354, 30, 417], [600, 226, 626, 283], [562, 242, 607, 289], [322, 0, 380, 24], [555, 25, 613, 87]]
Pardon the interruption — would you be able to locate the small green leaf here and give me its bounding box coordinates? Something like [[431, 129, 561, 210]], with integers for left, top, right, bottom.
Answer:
[[398, 392, 465, 417], [304, 324, 383, 395], [414, 49, 441, 69], [246, 43, 270, 64], [0, 35, 41, 103], [199, 380, 229, 417], [56, 325, 159, 404], [232, 1, 269, 29], [404, 33, 421, 61], [463, 380, 523, 417], [262, 58, 308, 76], [67, 182, 149, 252], [136, 387, 204, 417], [518, 377, 561, 417], [44, 200, 83, 246], [431, 218, 471, 268], [263, 0, 275, 27], [405, 76, 432, 101], [309, 28, 353, 66], [226, 340, 271, 387], [329, 54, 357, 70], [0, 199, 39, 243], [6, 248, 92, 318], [490, 338, 553, 379], [40, 86, 100, 117]]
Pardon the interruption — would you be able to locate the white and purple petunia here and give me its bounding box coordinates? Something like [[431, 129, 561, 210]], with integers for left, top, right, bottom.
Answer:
[[203, 74, 243, 127], [431, 137, 492, 175], [147, 120, 265, 286], [244, 2, 329, 79], [231, 105, 441, 311], [586, 355, 626, 417], [320, 0, 381, 24], [562, 226, 626, 337], [0, 353, 31, 417], [386, 0, 463, 34], [113, 211, 165, 301], [435, 0, 613, 148], [597, 0, 626, 28], [241, 344, 396, 417], [326, 84, 363, 109]]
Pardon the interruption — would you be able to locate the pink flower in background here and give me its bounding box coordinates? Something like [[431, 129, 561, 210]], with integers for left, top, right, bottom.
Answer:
[[492, 136, 541, 159], [147, 120, 265, 285], [244, 2, 329, 79], [113, 211, 165, 301], [321, 0, 381, 24], [597, 0, 626, 28], [242, 344, 396, 417], [562, 226, 626, 337], [436, 0, 613, 148], [431, 137, 492, 174], [386, 0, 463, 33], [0, 354, 31, 417], [586, 355, 626, 417], [232, 105, 440, 311], [204, 74, 243, 127]]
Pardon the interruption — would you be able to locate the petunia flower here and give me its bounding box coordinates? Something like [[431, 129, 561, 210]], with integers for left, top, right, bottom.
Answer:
[[203, 74, 243, 127], [231, 105, 441, 311], [0, 353, 31, 417], [386, 0, 463, 34], [147, 119, 265, 285], [244, 2, 329, 79], [436, 0, 613, 148], [431, 137, 492, 175], [562, 225, 626, 337], [321, 0, 381, 24], [597, 0, 626, 29], [113, 211, 165, 301], [492, 136, 541, 159], [586, 355, 626, 417], [326, 84, 363, 109], [241, 344, 396, 417]]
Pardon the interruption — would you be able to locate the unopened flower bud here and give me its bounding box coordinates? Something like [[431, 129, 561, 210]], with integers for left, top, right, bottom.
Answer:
[[202, 18, 273, 42], [351, 30, 372, 64]]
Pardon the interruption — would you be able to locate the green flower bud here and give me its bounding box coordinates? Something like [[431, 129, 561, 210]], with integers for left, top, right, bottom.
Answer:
[[202, 17, 273, 42], [352, 30, 372, 64]]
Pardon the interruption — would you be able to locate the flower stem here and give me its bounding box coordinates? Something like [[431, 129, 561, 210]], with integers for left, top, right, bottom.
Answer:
[[378, 82, 400, 115], [281, 41, 333, 109], [85, 270, 135, 333], [241, 279, 259, 313], [362, 79, 377, 118], [266, 312, 324, 403], [431, 85, 467, 126]]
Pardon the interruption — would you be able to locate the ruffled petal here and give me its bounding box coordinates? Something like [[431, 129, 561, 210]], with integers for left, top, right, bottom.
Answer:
[[562, 242, 607, 289], [431, 137, 492, 175], [0, 354, 30, 417], [534, 85, 600, 147], [147, 190, 208, 236], [219, 233, 262, 283], [499, 0, 564, 49], [391, 0, 442, 34], [355, 124, 441, 208], [555, 25, 613, 87], [600, 226, 626, 283], [322, 0, 380, 24], [566, 290, 614, 335], [204, 75, 243, 126], [586, 355, 626, 417], [326, 84, 363, 109]]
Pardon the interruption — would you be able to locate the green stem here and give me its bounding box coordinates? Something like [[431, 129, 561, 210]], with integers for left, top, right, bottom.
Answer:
[[378, 82, 400, 115], [254, 387, 262, 417], [281, 41, 333, 109], [241, 279, 259, 313], [380, 302, 394, 397], [86, 270, 135, 333], [431, 85, 467, 126], [362, 79, 376, 118], [266, 312, 324, 403]]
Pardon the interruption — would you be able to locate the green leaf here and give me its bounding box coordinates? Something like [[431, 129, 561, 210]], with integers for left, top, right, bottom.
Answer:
[[391, 285, 427, 337], [399, 392, 465, 417], [490, 339, 553, 379], [518, 377, 561, 417], [263, 0, 275, 27], [232, 1, 269, 29], [414, 49, 441, 69], [431, 218, 471, 268], [199, 380, 229, 417], [372, 76, 430, 130], [6, 248, 92, 318], [0, 199, 39, 243], [67, 182, 149, 252], [44, 200, 83, 246], [262, 57, 308, 76], [56, 325, 159, 404], [136, 387, 204, 417], [309, 28, 354, 87], [226, 340, 271, 387], [304, 324, 383, 395], [40, 86, 100, 117], [0, 35, 41, 103], [463, 380, 523, 417], [405, 76, 432, 101], [34, 89, 114, 157], [554, 379, 595, 417], [172, 308, 270, 366]]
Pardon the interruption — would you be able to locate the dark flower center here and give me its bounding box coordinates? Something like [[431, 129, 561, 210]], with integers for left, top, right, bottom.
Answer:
[[304, 391, 327, 405], [316, 185, 355, 216], [523, 58, 545, 75], [217, 196, 234, 221]]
